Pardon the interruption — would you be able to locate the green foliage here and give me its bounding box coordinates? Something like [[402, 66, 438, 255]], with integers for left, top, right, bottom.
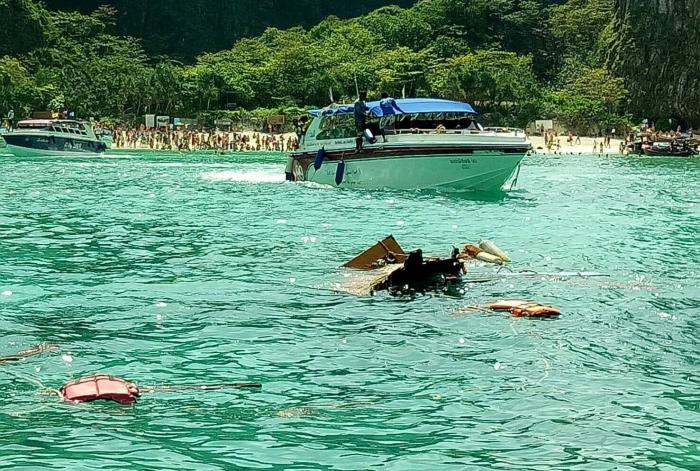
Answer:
[[545, 68, 629, 133], [0, 0, 49, 55], [40, 0, 418, 59], [429, 51, 542, 126], [0, 56, 37, 114], [1, 0, 639, 130], [549, 0, 614, 69]]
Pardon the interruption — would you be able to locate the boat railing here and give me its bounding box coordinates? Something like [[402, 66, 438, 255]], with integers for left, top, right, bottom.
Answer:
[[392, 128, 524, 137]]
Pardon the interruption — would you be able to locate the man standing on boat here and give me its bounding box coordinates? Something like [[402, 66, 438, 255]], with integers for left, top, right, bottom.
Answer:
[[354, 91, 370, 152], [378, 92, 404, 142], [7, 109, 14, 131]]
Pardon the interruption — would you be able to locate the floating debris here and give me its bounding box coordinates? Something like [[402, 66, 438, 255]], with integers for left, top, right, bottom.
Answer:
[[60, 375, 262, 405], [277, 407, 315, 418], [0, 343, 59, 365], [458, 300, 561, 318], [337, 236, 463, 295]]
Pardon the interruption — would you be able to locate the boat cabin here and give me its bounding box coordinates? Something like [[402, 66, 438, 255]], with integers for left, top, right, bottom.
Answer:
[[300, 98, 523, 150], [16, 120, 96, 138], [296, 98, 527, 153]]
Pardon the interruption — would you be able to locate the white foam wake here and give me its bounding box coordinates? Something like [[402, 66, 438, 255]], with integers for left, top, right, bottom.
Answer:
[[201, 167, 285, 184]]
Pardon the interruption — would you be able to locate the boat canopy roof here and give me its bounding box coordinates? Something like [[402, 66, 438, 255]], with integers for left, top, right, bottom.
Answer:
[[309, 98, 477, 117]]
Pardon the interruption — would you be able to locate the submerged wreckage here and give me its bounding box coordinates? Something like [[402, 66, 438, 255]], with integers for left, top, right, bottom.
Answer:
[[338, 236, 510, 296], [338, 236, 565, 318]]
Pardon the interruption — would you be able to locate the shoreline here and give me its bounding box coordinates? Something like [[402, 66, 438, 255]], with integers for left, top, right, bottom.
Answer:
[[107, 134, 628, 156]]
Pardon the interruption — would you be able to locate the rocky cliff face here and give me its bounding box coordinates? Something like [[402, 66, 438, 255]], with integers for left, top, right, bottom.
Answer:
[[609, 0, 700, 122]]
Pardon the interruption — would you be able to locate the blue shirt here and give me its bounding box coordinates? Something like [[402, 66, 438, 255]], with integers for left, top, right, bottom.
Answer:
[[379, 98, 404, 116]]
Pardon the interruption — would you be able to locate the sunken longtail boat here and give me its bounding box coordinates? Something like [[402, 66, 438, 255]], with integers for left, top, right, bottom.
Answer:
[[339, 236, 464, 295]]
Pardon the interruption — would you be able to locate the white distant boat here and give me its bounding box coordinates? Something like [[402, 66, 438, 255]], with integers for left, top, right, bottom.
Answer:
[[285, 98, 530, 191], [2, 119, 107, 157]]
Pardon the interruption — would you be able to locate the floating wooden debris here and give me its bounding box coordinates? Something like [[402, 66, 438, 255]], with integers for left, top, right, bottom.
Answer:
[[457, 300, 561, 318], [337, 236, 464, 296]]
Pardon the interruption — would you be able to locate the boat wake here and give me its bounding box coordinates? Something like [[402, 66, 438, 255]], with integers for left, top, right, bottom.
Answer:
[[200, 166, 285, 184]]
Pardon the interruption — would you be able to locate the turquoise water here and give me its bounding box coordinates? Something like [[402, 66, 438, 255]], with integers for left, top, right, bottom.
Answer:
[[0, 151, 698, 470]]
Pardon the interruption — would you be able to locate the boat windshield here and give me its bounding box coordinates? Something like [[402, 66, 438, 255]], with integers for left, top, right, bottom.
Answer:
[[50, 122, 88, 135], [314, 112, 485, 141], [393, 113, 482, 132], [315, 114, 356, 140]]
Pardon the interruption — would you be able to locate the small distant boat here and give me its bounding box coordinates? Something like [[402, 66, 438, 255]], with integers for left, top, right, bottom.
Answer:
[[285, 98, 530, 192], [628, 138, 698, 157], [642, 141, 697, 157], [2, 119, 107, 157]]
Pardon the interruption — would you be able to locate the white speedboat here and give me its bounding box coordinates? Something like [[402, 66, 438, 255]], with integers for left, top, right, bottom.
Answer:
[[2, 119, 107, 157], [285, 98, 530, 191]]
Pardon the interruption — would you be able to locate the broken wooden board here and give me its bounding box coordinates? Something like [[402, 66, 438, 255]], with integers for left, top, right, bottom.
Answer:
[[334, 264, 404, 296], [342, 235, 406, 270]]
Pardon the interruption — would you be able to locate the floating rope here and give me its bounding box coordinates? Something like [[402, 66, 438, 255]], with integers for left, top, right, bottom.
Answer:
[[139, 382, 262, 394]]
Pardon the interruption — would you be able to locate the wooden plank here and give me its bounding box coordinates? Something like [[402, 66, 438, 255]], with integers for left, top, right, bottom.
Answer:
[[334, 265, 404, 296], [342, 235, 406, 270]]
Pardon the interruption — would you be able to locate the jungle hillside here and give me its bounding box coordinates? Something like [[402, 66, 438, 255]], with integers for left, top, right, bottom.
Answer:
[[1, 0, 697, 131]]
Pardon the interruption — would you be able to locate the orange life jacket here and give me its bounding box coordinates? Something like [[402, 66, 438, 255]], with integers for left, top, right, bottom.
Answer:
[[488, 300, 530, 311], [488, 300, 561, 318], [60, 374, 140, 405], [510, 303, 561, 318]]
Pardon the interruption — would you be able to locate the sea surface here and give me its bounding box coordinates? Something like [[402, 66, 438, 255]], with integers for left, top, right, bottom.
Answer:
[[0, 150, 698, 470]]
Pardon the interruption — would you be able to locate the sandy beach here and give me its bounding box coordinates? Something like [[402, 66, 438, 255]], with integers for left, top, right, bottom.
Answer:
[[528, 135, 624, 155], [110, 132, 627, 156]]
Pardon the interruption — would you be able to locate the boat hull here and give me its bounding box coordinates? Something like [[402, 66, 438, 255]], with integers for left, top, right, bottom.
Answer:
[[641, 149, 697, 157], [289, 150, 526, 191], [3, 134, 105, 157]]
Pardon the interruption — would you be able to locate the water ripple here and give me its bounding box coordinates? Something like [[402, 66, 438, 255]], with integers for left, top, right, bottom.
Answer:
[[0, 153, 698, 469]]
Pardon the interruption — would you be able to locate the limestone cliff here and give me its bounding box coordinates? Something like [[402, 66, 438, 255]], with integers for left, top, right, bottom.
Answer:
[[609, 0, 700, 122]]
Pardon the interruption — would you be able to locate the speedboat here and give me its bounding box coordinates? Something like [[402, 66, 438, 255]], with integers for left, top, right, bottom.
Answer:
[[2, 119, 107, 157], [285, 98, 530, 191]]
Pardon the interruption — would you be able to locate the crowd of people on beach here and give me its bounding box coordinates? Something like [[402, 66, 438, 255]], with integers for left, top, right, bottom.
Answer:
[[109, 127, 299, 153]]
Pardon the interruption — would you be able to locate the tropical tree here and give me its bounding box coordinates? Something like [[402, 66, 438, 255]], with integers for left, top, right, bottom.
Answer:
[[428, 50, 541, 125]]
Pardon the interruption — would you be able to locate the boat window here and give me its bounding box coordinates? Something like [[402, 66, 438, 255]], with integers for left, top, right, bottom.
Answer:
[[18, 122, 50, 130], [394, 113, 479, 133], [315, 115, 356, 140]]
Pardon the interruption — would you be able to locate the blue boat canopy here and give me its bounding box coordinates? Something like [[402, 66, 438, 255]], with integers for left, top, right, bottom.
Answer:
[[309, 98, 477, 117]]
